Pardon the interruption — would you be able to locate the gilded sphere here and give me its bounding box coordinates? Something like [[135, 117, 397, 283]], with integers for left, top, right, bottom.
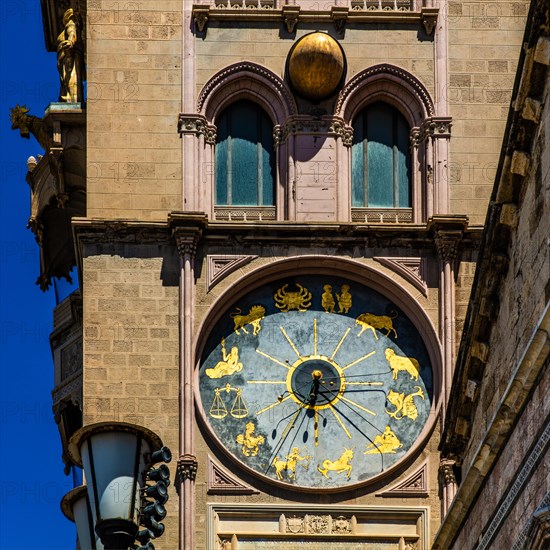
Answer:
[[288, 32, 345, 101]]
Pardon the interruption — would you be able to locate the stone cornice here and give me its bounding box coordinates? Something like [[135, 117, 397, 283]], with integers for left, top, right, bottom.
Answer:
[[72, 215, 483, 252], [191, 3, 437, 34]]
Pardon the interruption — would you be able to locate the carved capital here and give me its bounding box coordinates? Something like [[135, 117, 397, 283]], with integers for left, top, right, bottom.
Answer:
[[278, 116, 353, 145], [175, 232, 200, 258], [439, 459, 457, 487], [329, 119, 354, 147], [422, 116, 452, 140], [176, 454, 198, 489], [178, 114, 217, 144], [429, 215, 468, 264], [282, 5, 300, 33], [331, 6, 348, 33], [273, 125, 283, 147], [421, 7, 438, 35], [192, 5, 209, 32], [410, 127, 422, 148], [434, 231, 462, 263]]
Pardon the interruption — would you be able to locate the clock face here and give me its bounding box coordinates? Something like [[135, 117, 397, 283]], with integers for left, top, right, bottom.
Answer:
[[198, 275, 434, 490]]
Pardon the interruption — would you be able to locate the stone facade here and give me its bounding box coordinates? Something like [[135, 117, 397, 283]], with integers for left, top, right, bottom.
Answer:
[[25, 0, 540, 549]]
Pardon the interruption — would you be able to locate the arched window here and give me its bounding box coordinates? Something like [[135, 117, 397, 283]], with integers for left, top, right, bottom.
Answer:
[[215, 100, 275, 207], [352, 102, 411, 209]]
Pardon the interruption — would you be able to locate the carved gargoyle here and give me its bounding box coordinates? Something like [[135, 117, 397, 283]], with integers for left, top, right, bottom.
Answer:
[[10, 104, 52, 151]]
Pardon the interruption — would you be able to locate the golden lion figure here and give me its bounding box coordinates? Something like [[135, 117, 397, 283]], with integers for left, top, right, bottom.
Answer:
[[318, 448, 354, 479], [385, 386, 425, 420], [385, 348, 420, 381], [230, 305, 265, 335]]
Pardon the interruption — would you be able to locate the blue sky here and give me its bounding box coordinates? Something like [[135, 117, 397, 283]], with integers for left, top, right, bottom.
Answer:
[[0, 1, 76, 548]]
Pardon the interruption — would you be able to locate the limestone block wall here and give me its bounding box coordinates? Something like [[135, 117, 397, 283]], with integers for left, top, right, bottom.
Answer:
[[81, 242, 180, 549], [86, 1, 182, 219], [462, 90, 550, 471], [448, 0, 529, 223], [195, 24, 434, 101], [451, 362, 549, 549]]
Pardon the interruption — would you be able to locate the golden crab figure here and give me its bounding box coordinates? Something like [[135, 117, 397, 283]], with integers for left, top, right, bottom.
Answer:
[[274, 283, 312, 312]]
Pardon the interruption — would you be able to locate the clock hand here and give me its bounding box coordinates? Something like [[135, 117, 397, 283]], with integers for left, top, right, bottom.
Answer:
[[264, 397, 311, 475]]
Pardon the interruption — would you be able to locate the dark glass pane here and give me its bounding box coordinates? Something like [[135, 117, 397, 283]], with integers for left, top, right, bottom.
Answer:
[[352, 102, 412, 209], [260, 112, 275, 206], [396, 113, 411, 207], [367, 104, 393, 207], [215, 113, 229, 205], [351, 113, 366, 207], [215, 100, 275, 206]]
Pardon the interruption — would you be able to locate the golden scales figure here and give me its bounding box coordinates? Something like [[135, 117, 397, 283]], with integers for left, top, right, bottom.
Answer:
[[209, 384, 248, 419]]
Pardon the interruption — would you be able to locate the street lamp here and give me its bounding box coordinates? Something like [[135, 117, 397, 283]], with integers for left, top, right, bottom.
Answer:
[[68, 422, 167, 550], [61, 485, 104, 549]]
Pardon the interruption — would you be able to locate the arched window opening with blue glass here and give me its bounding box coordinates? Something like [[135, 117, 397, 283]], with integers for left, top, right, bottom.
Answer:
[[352, 102, 411, 209], [215, 100, 275, 207]]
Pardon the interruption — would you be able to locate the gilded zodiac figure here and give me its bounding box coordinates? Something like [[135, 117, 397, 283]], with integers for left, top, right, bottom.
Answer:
[[321, 284, 335, 313], [385, 386, 425, 420], [57, 9, 85, 103], [385, 348, 420, 381], [336, 284, 352, 313], [318, 447, 354, 479], [236, 422, 265, 456], [273, 447, 310, 480], [230, 305, 265, 335], [364, 426, 403, 454], [205, 338, 243, 379]]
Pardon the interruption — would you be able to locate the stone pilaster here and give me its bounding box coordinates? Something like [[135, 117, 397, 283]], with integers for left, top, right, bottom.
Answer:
[[173, 221, 202, 550], [429, 215, 468, 420]]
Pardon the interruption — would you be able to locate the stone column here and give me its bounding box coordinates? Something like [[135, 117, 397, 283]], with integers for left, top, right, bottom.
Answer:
[[175, 227, 201, 550], [429, 216, 468, 417], [439, 459, 458, 516]]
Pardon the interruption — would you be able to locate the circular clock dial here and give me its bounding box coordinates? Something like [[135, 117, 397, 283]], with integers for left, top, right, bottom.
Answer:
[[198, 275, 434, 490]]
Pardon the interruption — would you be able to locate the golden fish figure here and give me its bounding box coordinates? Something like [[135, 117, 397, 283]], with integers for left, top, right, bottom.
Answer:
[[318, 447, 354, 479], [205, 338, 243, 379], [336, 284, 352, 313], [364, 426, 403, 454], [321, 284, 335, 313], [272, 447, 310, 480], [385, 386, 425, 420], [236, 422, 265, 457]]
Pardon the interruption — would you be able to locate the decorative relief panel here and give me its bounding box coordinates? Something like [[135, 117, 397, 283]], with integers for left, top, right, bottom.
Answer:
[[210, 504, 426, 549]]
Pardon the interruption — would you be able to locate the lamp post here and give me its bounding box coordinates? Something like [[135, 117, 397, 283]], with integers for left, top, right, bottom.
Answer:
[[61, 485, 104, 549], [68, 422, 166, 550]]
